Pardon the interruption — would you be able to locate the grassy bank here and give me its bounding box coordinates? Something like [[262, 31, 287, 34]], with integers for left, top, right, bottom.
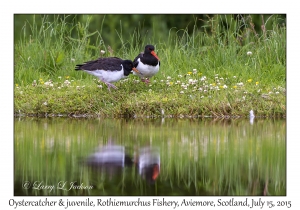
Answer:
[[14, 15, 286, 118]]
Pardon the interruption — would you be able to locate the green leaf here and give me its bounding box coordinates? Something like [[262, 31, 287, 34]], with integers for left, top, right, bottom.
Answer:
[[56, 51, 65, 65]]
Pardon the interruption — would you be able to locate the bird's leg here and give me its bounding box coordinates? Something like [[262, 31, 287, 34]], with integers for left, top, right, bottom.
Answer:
[[102, 80, 117, 91], [141, 78, 150, 84]]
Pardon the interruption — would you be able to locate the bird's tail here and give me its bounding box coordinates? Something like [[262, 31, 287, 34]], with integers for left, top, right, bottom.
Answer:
[[75, 64, 83, 71]]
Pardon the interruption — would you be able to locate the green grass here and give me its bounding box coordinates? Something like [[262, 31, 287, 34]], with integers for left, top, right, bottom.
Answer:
[[14, 15, 286, 117]]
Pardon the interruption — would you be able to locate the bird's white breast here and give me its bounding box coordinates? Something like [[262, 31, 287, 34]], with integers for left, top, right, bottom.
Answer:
[[133, 58, 159, 78]]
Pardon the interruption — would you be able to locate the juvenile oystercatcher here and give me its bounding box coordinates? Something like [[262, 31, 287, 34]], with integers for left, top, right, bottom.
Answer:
[[133, 45, 160, 83], [75, 57, 140, 91]]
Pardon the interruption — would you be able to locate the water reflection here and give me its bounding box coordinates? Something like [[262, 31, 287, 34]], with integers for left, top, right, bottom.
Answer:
[[14, 117, 286, 196], [84, 141, 160, 184], [137, 146, 160, 183], [249, 110, 255, 125], [84, 143, 133, 169]]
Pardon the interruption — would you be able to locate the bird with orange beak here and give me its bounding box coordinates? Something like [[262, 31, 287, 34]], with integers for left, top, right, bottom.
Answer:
[[133, 45, 160, 84]]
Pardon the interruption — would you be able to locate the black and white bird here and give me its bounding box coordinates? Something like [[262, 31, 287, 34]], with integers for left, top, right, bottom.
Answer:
[[75, 57, 140, 91], [133, 45, 160, 84]]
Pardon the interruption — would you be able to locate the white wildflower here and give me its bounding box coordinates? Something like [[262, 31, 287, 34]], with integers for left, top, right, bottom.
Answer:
[[181, 84, 188, 89], [200, 76, 206, 81], [188, 79, 194, 84]]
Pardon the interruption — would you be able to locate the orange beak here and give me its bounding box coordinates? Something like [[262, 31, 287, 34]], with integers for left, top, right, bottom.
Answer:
[[151, 51, 160, 60], [152, 164, 160, 180], [132, 67, 142, 75]]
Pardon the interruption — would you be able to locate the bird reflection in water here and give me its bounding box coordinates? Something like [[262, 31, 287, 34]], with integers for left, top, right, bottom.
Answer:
[[84, 144, 133, 176], [137, 146, 160, 184], [83, 142, 160, 184]]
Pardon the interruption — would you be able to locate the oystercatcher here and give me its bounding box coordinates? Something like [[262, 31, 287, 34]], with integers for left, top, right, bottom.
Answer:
[[75, 57, 140, 91], [133, 45, 160, 83]]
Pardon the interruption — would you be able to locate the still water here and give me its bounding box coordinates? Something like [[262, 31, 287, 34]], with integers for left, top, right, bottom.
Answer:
[[14, 117, 286, 196]]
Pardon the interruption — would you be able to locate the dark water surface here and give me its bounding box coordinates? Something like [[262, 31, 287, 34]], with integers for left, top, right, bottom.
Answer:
[[14, 117, 286, 196]]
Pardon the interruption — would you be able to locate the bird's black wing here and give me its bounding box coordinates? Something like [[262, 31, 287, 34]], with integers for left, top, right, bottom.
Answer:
[[75, 57, 123, 71]]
